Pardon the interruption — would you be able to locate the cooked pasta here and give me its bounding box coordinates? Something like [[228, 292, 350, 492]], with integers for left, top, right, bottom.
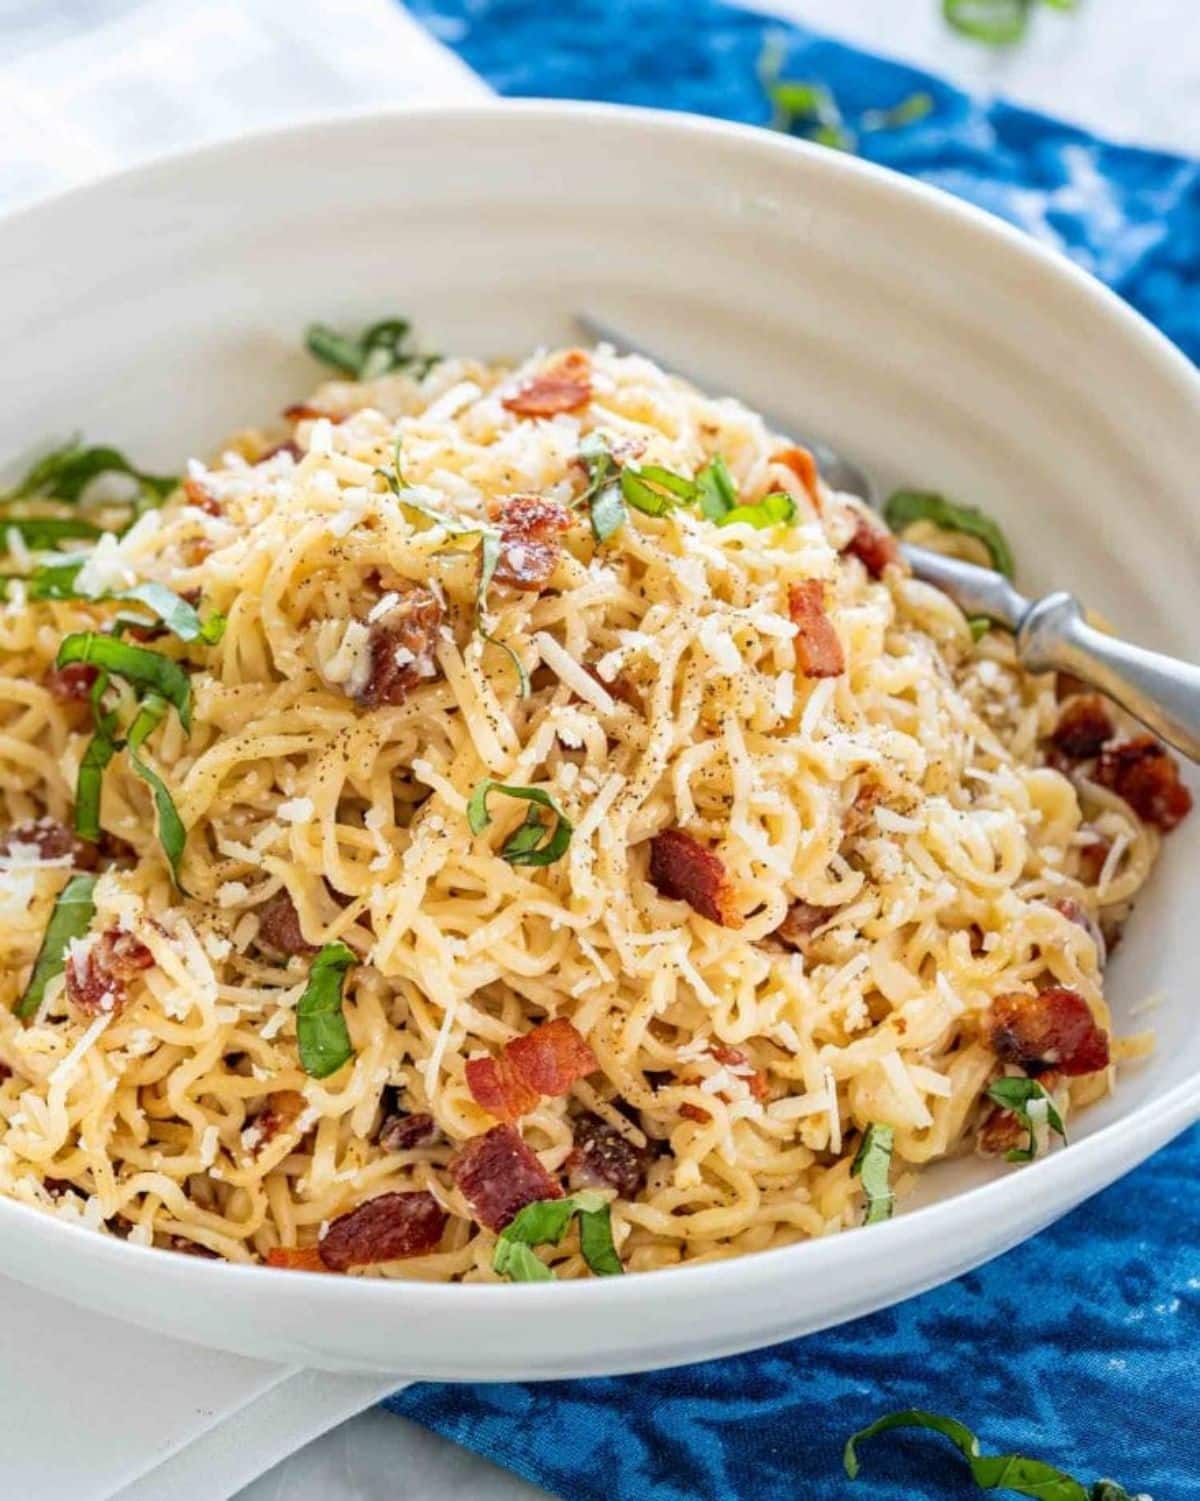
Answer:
[[0, 339, 1185, 1280]]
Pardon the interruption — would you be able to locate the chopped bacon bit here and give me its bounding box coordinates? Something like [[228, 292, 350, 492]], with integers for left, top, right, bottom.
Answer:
[[183, 477, 222, 515], [648, 828, 743, 928], [502, 350, 592, 418], [680, 1045, 770, 1122], [378, 1110, 439, 1152], [356, 583, 443, 709], [567, 1113, 652, 1199], [283, 402, 330, 422], [774, 446, 821, 506], [1077, 835, 1112, 887], [978, 1071, 1061, 1157], [252, 1090, 307, 1153], [1055, 671, 1090, 702], [257, 439, 303, 463], [493, 495, 572, 591], [842, 777, 884, 839], [774, 900, 837, 951], [0, 1061, 12, 1082], [0, 817, 98, 871], [45, 662, 99, 704], [255, 890, 315, 958], [466, 1017, 598, 1124], [988, 987, 1109, 1077], [451, 1123, 563, 1232], [318, 1190, 447, 1270], [787, 580, 845, 679], [65, 928, 153, 1016], [168, 1235, 222, 1259], [1094, 736, 1192, 832], [842, 514, 900, 578], [266, 1245, 329, 1272], [1050, 694, 1114, 761]]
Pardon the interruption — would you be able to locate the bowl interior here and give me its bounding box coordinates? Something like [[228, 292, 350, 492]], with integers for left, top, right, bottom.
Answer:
[[0, 103, 1197, 1373]]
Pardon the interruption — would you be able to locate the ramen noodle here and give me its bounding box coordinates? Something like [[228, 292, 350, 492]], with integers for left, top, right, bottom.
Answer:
[[0, 340, 1189, 1280]]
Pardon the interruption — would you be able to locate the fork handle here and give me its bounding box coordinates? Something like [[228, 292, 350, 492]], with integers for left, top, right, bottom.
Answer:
[[1017, 592, 1200, 762]]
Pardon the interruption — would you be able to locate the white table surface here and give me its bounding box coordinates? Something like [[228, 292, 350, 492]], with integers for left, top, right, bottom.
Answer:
[[242, 0, 1200, 1491]]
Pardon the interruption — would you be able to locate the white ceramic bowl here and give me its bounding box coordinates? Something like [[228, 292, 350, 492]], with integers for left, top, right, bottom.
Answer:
[[1, 103, 1198, 1378]]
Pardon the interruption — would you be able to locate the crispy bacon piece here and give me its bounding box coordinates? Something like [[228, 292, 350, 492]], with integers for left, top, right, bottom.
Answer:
[[451, 1123, 563, 1232], [283, 402, 331, 422], [183, 476, 222, 515], [355, 583, 444, 709], [0, 818, 98, 870], [493, 496, 572, 591], [255, 890, 315, 958], [978, 1070, 1061, 1156], [774, 445, 821, 506], [378, 1110, 439, 1152], [466, 1017, 598, 1124], [317, 1190, 447, 1270], [266, 1245, 328, 1272], [1055, 671, 1089, 701], [842, 515, 900, 578], [774, 900, 837, 951], [988, 987, 1109, 1077], [648, 828, 742, 928], [1053, 898, 1107, 967], [1076, 835, 1112, 887], [168, 1235, 222, 1259], [1050, 694, 1113, 761], [45, 662, 100, 704], [567, 1112, 653, 1199], [680, 1044, 770, 1123], [1094, 736, 1192, 832], [502, 350, 592, 418], [65, 928, 153, 1016], [251, 1090, 307, 1153], [787, 580, 845, 679], [257, 439, 303, 463]]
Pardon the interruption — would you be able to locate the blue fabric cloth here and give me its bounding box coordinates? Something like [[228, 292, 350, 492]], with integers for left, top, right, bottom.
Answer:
[[390, 4, 1200, 1495]]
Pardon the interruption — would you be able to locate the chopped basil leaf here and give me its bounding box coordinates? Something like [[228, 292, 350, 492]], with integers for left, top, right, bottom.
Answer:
[[492, 1190, 622, 1282], [56, 633, 192, 731], [986, 1076, 1066, 1163], [296, 941, 356, 1079], [968, 615, 991, 642], [74, 710, 120, 844], [20, 562, 224, 644], [578, 433, 626, 543], [2, 517, 102, 553], [850, 1122, 894, 1224], [620, 463, 698, 517], [844, 1407, 1133, 1499], [5, 438, 176, 509], [943, 0, 1071, 46], [305, 317, 439, 382], [717, 492, 796, 530], [696, 455, 739, 522], [885, 490, 1015, 578], [467, 780, 574, 867], [15, 874, 97, 1020], [861, 92, 935, 131], [117, 583, 207, 643], [127, 693, 189, 889]]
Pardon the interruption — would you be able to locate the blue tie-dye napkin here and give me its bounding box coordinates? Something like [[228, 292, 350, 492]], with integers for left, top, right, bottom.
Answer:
[[390, 4, 1200, 1496]]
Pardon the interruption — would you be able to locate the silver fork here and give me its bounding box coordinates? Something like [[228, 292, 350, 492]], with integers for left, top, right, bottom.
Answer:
[[576, 312, 1200, 761]]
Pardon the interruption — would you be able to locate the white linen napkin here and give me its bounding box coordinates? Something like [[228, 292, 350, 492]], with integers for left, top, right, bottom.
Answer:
[[0, 3, 483, 1497]]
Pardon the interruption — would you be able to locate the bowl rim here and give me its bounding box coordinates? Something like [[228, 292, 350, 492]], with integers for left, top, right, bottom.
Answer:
[[1, 98, 1197, 1320]]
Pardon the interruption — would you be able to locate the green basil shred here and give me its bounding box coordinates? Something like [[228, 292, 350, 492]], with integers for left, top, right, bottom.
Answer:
[[845, 1407, 1138, 1499], [760, 36, 934, 152], [126, 694, 189, 888], [492, 1191, 623, 1282], [56, 632, 192, 731], [3, 438, 176, 510], [884, 489, 1015, 579], [850, 1122, 895, 1224], [467, 781, 573, 867], [15, 559, 223, 642], [15, 874, 98, 1020], [718, 492, 796, 530], [296, 942, 356, 1079], [985, 1076, 1067, 1163], [578, 432, 626, 542], [943, 0, 1075, 48], [1, 517, 102, 554], [696, 454, 739, 522], [305, 317, 439, 382]]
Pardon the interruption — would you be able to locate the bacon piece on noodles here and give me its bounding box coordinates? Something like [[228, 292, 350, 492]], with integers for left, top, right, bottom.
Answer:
[[773, 445, 821, 506], [988, 987, 1109, 1077], [787, 580, 845, 679], [493, 496, 572, 591], [648, 828, 743, 928], [45, 661, 99, 704], [65, 928, 153, 1017], [356, 583, 444, 709], [182, 476, 222, 515], [1050, 694, 1113, 761], [250, 1090, 308, 1154], [451, 1123, 563, 1232], [318, 1190, 447, 1271], [255, 889, 315, 958], [466, 1017, 598, 1124], [266, 1245, 329, 1272], [842, 514, 900, 578], [1076, 834, 1112, 887], [0, 818, 98, 870], [1094, 735, 1192, 831], [502, 349, 592, 418], [379, 1109, 440, 1152], [680, 1044, 770, 1122], [168, 1236, 222, 1259], [567, 1113, 653, 1199], [978, 1070, 1061, 1156], [773, 900, 837, 952]]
